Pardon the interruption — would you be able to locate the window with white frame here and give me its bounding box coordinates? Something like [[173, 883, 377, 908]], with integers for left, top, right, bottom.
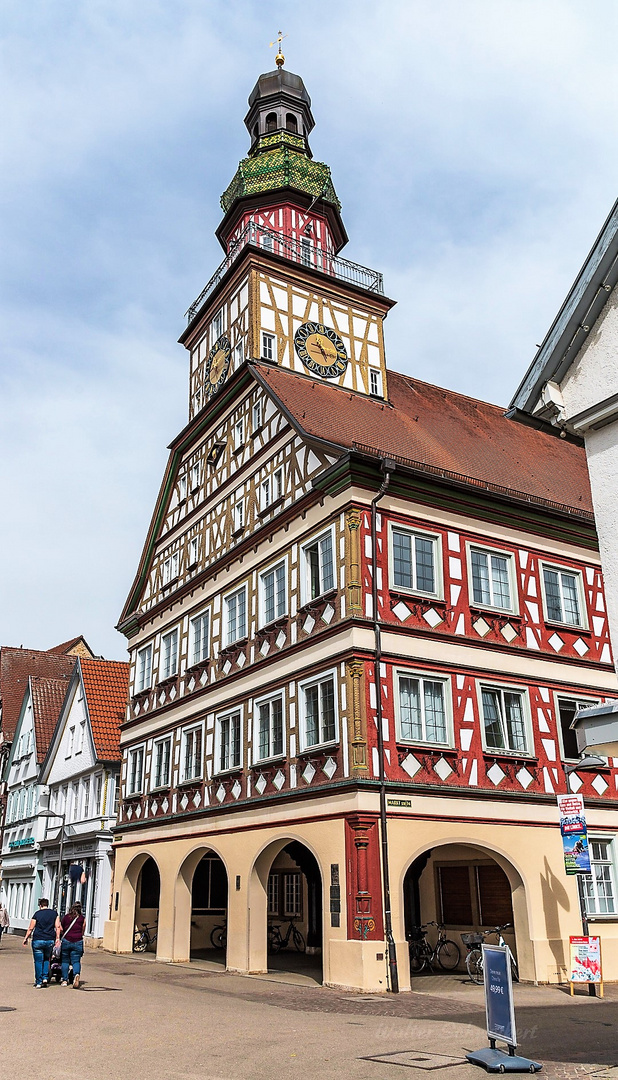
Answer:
[[212, 309, 223, 341], [274, 467, 283, 502], [557, 696, 599, 761], [193, 389, 202, 414], [235, 341, 244, 368], [233, 500, 244, 532], [76, 721, 85, 754], [225, 586, 247, 645], [255, 694, 284, 761], [189, 536, 199, 567], [262, 332, 275, 361], [190, 461, 201, 491], [217, 711, 241, 772], [302, 528, 335, 601], [301, 672, 337, 749], [135, 644, 152, 693], [542, 565, 584, 626], [391, 525, 439, 596], [234, 418, 244, 450], [163, 551, 179, 585], [369, 368, 382, 396], [83, 778, 90, 819], [182, 725, 203, 782], [261, 230, 274, 252], [397, 672, 450, 745], [66, 727, 75, 758], [189, 609, 210, 666], [160, 628, 179, 680], [480, 685, 528, 754], [179, 474, 187, 502], [300, 237, 312, 265], [94, 773, 103, 814], [127, 747, 144, 795], [252, 401, 262, 430], [469, 546, 514, 611], [579, 839, 617, 915], [260, 560, 287, 625], [153, 737, 172, 788]]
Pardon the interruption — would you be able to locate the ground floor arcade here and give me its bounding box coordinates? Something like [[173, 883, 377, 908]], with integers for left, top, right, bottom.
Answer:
[[103, 789, 618, 991]]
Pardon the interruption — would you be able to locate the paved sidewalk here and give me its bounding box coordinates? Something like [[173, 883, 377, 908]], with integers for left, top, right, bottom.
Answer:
[[1, 935, 616, 1080]]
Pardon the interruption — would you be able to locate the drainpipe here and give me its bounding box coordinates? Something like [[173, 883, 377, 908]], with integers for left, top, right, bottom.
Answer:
[[371, 458, 399, 993]]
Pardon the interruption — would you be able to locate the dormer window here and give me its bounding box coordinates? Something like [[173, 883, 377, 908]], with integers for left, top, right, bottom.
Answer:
[[265, 112, 277, 133], [285, 113, 298, 133]]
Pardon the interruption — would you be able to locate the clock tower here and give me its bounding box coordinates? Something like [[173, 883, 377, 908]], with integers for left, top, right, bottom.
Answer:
[[180, 62, 395, 419]]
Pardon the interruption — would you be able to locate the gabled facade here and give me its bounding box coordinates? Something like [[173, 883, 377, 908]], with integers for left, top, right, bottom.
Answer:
[[1, 667, 73, 929], [104, 64, 618, 990], [38, 658, 128, 940]]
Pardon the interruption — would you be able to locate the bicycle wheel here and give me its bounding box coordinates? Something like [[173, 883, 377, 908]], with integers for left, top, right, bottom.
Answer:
[[133, 933, 148, 953], [409, 942, 429, 973], [292, 927, 306, 953], [466, 948, 483, 984], [268, 927, 282, 953], [437, 939, 461, 971], [210, 926, 226, 949]]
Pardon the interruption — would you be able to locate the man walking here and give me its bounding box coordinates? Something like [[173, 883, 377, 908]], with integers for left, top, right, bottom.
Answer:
[[22, 898, 61, 987]]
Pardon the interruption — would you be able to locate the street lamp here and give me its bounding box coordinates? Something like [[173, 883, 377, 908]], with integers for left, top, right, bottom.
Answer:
[[38, 810, 66, 910]]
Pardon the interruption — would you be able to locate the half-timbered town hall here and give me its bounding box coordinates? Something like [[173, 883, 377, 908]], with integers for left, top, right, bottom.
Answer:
[[103, 57, 618, 990]]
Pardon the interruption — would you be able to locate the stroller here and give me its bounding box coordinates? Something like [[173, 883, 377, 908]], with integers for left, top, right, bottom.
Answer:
[[49, 942, 74, 985]]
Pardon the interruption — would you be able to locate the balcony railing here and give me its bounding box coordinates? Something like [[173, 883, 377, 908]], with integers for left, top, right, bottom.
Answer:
[[185, 223, 384, 324]]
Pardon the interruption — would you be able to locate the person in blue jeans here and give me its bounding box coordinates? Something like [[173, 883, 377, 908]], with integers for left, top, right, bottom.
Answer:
[[60, 901, 86, 988], [22, 898, 62, 987]]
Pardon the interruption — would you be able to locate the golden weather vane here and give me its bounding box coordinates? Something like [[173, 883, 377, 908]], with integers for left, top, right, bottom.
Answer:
[[269, 29, 287, 68]]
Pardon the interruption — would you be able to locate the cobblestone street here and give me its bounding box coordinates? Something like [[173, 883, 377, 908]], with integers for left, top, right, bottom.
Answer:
[[1, 935, 617, 1080]]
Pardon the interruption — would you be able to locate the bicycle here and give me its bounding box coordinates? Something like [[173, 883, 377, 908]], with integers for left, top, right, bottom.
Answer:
[[462, 923, 519, 985], [133, 922, 158, 952], [268, 917, 306, 953], [210, 920, 227, 949], [407, 921, 461, 973]]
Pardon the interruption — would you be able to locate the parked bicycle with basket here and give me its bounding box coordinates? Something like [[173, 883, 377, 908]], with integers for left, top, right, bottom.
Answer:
[[462, 923, 518, 984], [407, 921, 461, 973]]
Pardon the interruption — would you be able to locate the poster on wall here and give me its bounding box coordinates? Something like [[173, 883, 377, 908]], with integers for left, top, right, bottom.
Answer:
[[569, 936, 602, 983], [557, 794, 591, 875]]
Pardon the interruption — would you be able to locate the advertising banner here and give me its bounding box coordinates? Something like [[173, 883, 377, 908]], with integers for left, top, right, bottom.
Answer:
[[482, 944, 516, 1047], [569, 936, 602, 983], [557, 793, 591, 874]]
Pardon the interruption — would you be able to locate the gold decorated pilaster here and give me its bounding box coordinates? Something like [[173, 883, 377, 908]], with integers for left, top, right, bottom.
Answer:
[[345, 508, 362, 615], [346, 659, 368, 773]]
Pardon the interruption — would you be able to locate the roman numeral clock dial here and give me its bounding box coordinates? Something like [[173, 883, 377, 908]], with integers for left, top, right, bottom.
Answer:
[[294, 322, 348, 379], [205, 335, 232, 397]]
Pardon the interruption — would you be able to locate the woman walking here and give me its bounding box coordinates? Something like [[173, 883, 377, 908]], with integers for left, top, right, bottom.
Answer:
[[60, 901, 86, 988], [22, 898, 61, 987]]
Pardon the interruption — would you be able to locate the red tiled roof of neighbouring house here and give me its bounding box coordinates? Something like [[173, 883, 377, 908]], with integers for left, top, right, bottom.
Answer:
[[253, 362, 593, 517], [30, 675, 73, 764], [0, 648, 76, 744], [79, 658, 129, 762], [48, 636, 95, 659]]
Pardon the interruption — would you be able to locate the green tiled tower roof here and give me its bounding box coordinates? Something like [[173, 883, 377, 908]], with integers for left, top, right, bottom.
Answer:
[[221, 143, 340, 213]]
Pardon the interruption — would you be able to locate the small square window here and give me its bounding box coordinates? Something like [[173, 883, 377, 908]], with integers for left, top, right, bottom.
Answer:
[[302, 528, 335, 602], [469, 547, 514, 612], [190, 610, 210, 666], [262, 332, 275, 361], [260, 561, 287, 625], [225, 586, 247, 645], [160, 628, 179, 680], [480, 684, 529, 754], [542, 565, 584, 627], [217, 711, 241, 772], [391, 526, 439, 597], [153, 737, 171, 789], [135, 644, 152, 693]]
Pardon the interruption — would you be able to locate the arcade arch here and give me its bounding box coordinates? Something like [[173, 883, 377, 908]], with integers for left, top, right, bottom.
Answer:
[[174, 847, 228, 965]]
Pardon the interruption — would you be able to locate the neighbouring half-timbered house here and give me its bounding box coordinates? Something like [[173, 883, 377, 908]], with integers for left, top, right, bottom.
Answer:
[[104, 61, 618, 990]]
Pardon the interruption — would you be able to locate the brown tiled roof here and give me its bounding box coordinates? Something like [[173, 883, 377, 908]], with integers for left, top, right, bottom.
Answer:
[[30, 675, 73, 764], [0, 649, 76, 744], [48, 636, 95, 658], [253, 362, 593, 516], [79, 658, 129, 762]]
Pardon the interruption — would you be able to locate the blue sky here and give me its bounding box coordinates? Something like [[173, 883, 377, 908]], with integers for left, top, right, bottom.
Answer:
[[2, 0, 618, 659]]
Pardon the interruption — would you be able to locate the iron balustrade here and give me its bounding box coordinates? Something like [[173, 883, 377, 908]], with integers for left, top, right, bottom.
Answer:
[[185, 223, 384, 324]]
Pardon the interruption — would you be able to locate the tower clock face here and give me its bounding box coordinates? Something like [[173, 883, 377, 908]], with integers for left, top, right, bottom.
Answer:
[[205, 335, 232, 397], [294, 322, 348, 379]]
